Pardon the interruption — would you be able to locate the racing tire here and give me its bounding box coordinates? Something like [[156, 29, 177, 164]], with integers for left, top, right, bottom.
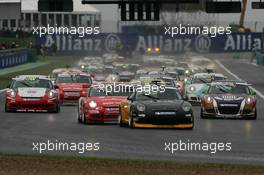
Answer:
[[81, 103, 87, 124], [252, 109, 257, 120], [77, 104, 82, 123], [118, 108, 125, 127], [187, 115, 194, 130], [118, 114, 125, 127], [128, 111, 135, 129], [53, 103, 60, 113], [4, 104, 13, 113], [200, 108, 205, 119], [246, 108, 257, 120]]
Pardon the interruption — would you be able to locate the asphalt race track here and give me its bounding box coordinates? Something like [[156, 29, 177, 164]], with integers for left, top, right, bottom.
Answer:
[[0, 58, 264, 165]]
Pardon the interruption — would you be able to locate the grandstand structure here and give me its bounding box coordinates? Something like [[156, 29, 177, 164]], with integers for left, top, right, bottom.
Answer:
[[118, 0, 219, 33], [0, 0, 101, 31]]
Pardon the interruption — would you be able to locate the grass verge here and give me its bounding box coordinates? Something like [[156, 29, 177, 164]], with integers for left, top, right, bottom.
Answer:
[[0, 55, 82, 89], [0, 37, 35, 47], [0, 153, 264, 175]]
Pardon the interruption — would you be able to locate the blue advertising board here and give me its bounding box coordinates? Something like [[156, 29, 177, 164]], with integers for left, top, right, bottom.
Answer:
[[0, 49, 28, 69], [36, 33, 264, 54]]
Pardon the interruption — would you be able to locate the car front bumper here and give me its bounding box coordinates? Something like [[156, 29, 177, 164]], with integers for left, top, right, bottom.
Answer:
[[6, 98, 58, 112], [132, 112, 194, 128]]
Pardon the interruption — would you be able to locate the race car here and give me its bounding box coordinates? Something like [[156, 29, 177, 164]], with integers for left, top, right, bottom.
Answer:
[[55, 73, 92, 104], [77, 84, 133, 123], [200, 81, 257, 119], [118, 71, 135, 82], [50, 68, 68, 82], [51, 68, 83, 82], [164, 72, 186, 95], [186, 73, 227, 105], [160, 76, 177, 87], [119, 87, 194, 129], [92, 66, 114, 82], [135, 69, 148, 79], [5, 75, 60, 113]]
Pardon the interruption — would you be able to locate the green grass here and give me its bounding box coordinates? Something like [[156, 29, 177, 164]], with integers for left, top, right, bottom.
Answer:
[[0, 37, 35, 47], [0, 55, 83, 89], [0, 153, 264, 175]]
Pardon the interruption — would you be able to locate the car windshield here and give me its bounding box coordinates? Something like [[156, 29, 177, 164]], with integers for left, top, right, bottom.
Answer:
[[104, 68, 113, 74], [75, 75, 92, 83], [213, 76, 226, 81], [136, 88, 182, 100], [11, 79, 53, 89], [56, 75, 92, 84], [208, 84, 250, 94], [167, 73, 178, 79], [94, 75, 106, 81], [192, 76, 212, 84], [175, 69, 185, 76], [56, 76, 73, 83], [162, 79, 175, 86]]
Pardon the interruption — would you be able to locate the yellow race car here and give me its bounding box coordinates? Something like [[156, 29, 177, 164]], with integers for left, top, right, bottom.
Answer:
[[118, 87, 194, 129]]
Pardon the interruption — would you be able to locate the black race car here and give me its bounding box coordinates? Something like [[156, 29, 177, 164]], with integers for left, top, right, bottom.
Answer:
[[200, 81, 257, 119], [119, 87, 194, 129]]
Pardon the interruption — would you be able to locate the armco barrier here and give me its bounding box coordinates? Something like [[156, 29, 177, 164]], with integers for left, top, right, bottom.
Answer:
[[0, 48, 28, 69]]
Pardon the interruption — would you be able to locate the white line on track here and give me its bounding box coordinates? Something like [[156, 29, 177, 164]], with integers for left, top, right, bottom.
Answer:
[[215, 60, 264, 100]]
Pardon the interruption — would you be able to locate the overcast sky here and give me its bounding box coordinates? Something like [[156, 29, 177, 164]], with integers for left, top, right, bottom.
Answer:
[[94, 1, 264, 22], [93, 1, 264, 32]]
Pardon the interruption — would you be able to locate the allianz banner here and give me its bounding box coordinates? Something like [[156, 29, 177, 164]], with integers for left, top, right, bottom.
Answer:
[[0, 48, 28, 69], [36, 33, 264, 54]]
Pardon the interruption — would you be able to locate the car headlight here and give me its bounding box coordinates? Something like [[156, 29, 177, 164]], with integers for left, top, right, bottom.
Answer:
[[111, 76, 116, 81], [146, 48, 152, 52], [245, 97, 253, 104], [81, 65, 85, 69], [47, 91, 55, 98], [182, 103, 191, 112], [206, 96, 213, 103], [189, 86, 196, 92], [89, 101, 97, 108], [137, 104, 146, 112], [9, 90, 16, 97], [185, 70, 189, 74]]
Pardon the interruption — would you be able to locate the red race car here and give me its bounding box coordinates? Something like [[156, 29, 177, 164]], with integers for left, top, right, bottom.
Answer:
[[55, 73, 92, 104], [5, 75, 60, 113], [77, 83, 133, 124]]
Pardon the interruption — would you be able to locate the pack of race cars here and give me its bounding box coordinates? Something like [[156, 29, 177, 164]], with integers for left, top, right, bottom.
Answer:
[[4, 55, 258, 130]]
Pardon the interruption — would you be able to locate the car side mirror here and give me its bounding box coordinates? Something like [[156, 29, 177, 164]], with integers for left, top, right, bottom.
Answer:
[[6, 84, 10, 88], [252, 91, 256, 95], [54, 85, 59, 89]]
